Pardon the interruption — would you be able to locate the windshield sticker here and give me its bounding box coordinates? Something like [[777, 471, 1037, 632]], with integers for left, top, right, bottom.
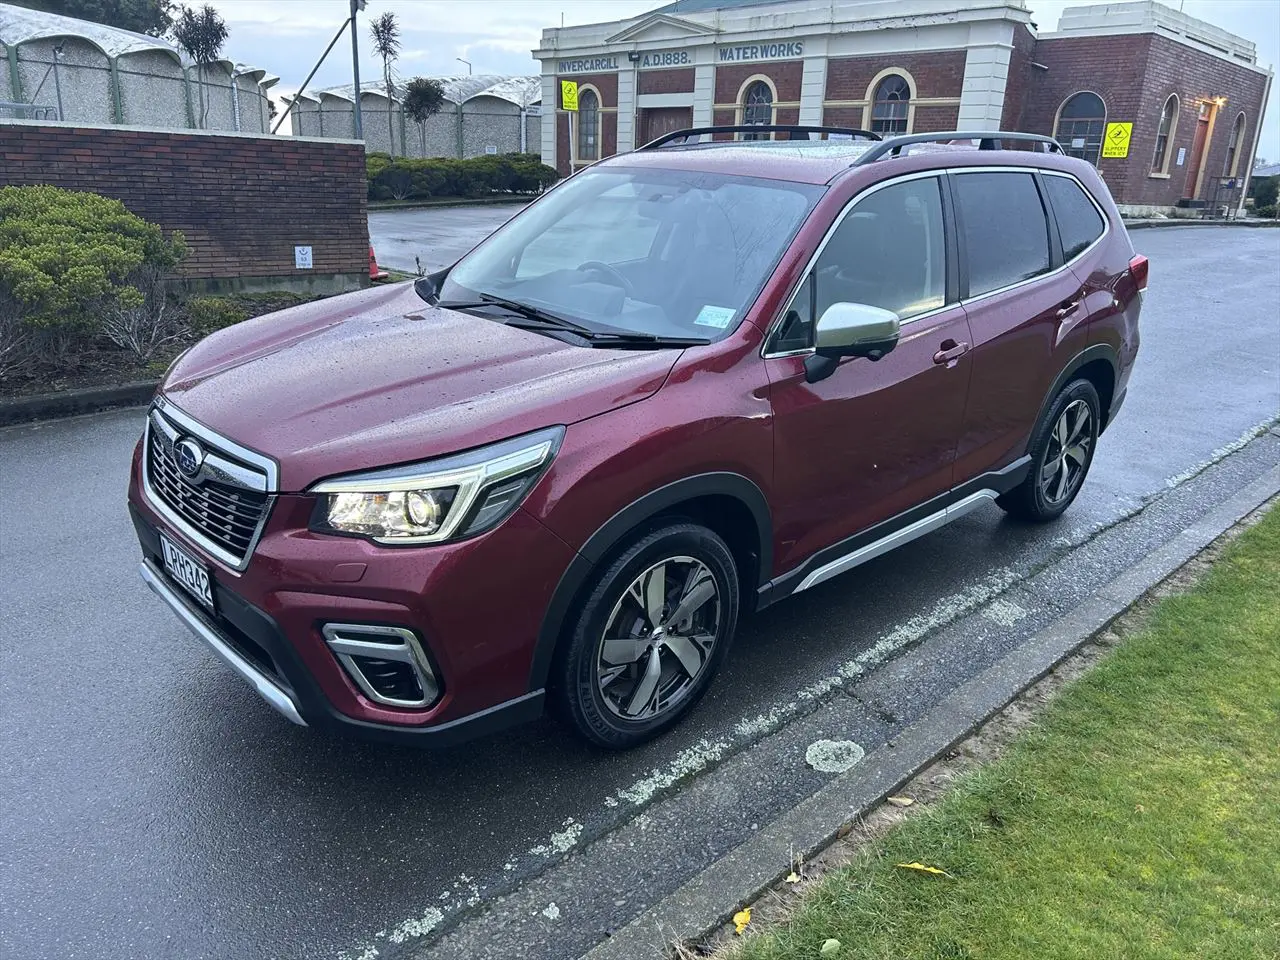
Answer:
[[694, 305, 736, 329]]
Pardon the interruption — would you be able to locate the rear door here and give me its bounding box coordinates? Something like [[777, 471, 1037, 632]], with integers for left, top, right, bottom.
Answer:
[[949, 168, 1092, 485], [765, 173, 973, 575]]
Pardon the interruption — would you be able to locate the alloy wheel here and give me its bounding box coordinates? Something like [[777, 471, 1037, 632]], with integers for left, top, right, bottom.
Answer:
[[596, 556, 721, 721], [1041, 399, 1093, 505]]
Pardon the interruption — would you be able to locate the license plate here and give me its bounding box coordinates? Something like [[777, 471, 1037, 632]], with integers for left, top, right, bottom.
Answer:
[[160, 533, 215, 611]]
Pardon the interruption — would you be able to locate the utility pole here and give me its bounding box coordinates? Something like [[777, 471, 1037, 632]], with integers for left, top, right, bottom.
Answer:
[[456, 58, 471, 75], [350, 0, 365, 139]]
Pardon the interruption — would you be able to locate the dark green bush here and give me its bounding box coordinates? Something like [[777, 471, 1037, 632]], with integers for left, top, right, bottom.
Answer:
[[187, 296, 249, 334], [0, 185, 186, 372], [367, 152, 559, 202], [1254, 204, 1277, 219], [1249, 174, 1277, 207], [0, 185, 185, 326]]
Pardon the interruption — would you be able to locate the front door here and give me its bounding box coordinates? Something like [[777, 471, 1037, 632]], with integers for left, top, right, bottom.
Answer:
[[1184, 102, 1212, 200], [641, 107, 693, 145], [767, 175, 971, 575]]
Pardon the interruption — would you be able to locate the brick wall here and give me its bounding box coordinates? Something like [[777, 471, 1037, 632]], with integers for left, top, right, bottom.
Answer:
[[825, 50, 966, 101], [639, 69, 695, 95], [1022, 33, 1267, 207], [1137, 35, 1268, 205], [912, 104, 961, 131], [0, 122, 368, 289], [562, 72, 618, 107], [554, 110, 617, 176], [714, 61, 804, 104], [1001, 24, 1037, 130]]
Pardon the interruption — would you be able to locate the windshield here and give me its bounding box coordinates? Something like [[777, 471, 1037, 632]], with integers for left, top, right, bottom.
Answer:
[[439, 167, 822, 341]]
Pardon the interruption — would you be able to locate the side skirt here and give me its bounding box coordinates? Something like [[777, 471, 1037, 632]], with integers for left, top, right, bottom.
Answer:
[[758, 456, 1031, 607]]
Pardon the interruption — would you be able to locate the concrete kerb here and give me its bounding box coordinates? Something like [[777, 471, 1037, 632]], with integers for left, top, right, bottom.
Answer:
[[0, 380, 157, 427], [1123, 218, 1280, 229], [582, 462, 1280, 960]]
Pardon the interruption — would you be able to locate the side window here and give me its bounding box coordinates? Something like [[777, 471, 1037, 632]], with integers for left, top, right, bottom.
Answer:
[[1044, 175, 1105, 261], [953, 172, 1050, 297], [770, 177, 947, 352]]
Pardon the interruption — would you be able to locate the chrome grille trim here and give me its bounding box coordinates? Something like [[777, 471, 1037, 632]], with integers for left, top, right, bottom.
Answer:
[[142, 398, 278, 572]]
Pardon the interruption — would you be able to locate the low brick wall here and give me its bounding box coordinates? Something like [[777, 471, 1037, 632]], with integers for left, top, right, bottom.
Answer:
[[0, 120, 369, 293]]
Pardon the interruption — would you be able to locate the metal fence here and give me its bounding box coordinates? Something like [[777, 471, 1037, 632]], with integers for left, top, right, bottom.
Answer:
[[0, 100, 58, 120]]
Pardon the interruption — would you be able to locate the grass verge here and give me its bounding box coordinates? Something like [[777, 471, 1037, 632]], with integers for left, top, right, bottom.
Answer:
[[729, 505, 1280, 960]]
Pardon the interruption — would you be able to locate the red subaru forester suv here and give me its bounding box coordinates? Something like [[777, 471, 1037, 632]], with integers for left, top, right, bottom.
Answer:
[[129, 127, 1145, 749]]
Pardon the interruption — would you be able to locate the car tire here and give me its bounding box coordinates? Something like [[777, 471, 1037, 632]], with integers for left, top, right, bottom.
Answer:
[[998, 378, 1101, 522], [552, 522, 740, 749]]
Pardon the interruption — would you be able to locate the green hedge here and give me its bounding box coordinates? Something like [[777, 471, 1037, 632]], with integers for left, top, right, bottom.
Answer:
[[367, 152, 559, 202]]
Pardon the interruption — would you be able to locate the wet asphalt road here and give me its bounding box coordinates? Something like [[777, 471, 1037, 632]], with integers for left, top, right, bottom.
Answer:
[[2, 226, 1278, 960], [368, 203, 525, 274]]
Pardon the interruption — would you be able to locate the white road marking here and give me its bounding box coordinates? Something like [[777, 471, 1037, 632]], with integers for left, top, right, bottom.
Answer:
[[1164, 416, 1278, 488], [983, 598, 1028, 627]]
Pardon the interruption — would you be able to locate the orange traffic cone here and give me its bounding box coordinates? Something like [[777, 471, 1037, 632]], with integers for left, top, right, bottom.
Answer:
[[369, 244, 389, 282]]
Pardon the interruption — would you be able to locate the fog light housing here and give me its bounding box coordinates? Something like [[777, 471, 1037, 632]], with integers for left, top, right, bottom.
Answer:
[[321, 623, 440, 709]]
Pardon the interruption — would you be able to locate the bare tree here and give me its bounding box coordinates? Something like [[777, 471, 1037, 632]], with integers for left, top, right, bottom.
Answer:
[[404, 77, 446, 155], [172, 4, 228, 128], [369, 11, 400, 154], [100, 266, 180, 361]]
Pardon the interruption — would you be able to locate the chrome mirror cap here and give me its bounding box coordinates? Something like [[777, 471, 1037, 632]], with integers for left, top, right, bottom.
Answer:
[[814, 302, 900, 355]]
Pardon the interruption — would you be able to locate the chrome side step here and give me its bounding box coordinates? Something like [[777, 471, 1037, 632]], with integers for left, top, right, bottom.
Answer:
[[794, 489, 1001, 593]]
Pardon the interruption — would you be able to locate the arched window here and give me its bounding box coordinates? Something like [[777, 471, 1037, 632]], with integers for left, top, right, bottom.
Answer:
[[741, 80, 773, 140], [577, 88, 599, 161], [1054, 92, 1106, 166], [1223, 111, 1246, 178], [871, 74, 911, 135], [1152, 94, 1179, 173]]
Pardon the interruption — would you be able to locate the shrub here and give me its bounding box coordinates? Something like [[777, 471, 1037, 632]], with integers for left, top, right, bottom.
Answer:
[[0, 185, 185, 367], [1249, 174, 1277, 208], [366, 153, 559, 202], [187, 295, 249, 334], [1254, 204, 1277, 219]]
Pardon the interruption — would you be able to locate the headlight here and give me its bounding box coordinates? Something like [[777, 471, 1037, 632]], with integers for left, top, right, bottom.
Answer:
[[310, 426, 564, 544]]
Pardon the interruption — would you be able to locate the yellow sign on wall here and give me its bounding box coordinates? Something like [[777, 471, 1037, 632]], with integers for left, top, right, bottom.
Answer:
[[1101, 122, 1133, 158], [561, 80, 579, 112]]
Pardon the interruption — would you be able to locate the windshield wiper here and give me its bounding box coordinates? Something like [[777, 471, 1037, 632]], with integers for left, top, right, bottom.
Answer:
[[437, 295, 710, 349], [437, 294, 595, 336], [582, 331, 711, 349]]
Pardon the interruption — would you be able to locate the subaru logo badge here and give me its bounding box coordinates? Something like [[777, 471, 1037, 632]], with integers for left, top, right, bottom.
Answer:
[[175, 437, 205, 479]]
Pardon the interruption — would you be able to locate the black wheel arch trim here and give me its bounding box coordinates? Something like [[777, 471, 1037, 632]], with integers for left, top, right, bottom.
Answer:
[[1030, 343, 1119, 447], [528, 472, 773, 692]]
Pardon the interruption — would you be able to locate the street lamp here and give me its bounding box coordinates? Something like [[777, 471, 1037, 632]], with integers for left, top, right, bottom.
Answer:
[[456, 58, 471, 75]]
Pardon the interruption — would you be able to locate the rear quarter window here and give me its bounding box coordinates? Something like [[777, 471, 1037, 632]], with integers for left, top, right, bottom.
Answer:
[[1044, 174, 1106, 261]]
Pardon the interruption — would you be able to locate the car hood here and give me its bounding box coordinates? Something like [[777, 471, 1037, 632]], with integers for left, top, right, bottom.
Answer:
[[162, 283, 679, 491]]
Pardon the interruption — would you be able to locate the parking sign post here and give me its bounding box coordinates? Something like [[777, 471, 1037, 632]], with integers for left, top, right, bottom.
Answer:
[[562, 80, 579, 167]]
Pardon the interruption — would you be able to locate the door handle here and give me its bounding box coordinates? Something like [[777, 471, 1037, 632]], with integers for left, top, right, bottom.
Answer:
[[1056, 298, 1082, 319], [933, 340, 970, 365]]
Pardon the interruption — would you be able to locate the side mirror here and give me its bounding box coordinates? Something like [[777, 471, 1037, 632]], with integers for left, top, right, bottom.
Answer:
[[804, 302, 901, 383]]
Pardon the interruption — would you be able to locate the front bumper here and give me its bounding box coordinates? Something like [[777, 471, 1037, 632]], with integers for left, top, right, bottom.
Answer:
[[139, 557, 306, 726], [128, 438, 576, 745]]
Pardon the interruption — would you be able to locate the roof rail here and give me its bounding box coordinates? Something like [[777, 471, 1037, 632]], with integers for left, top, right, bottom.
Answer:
[[854, 130, 1064, 164], [641, 125, 882, 149]]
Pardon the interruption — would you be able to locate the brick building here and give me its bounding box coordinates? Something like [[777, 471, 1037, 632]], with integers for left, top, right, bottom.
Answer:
[[533, 0, 1272, 215]]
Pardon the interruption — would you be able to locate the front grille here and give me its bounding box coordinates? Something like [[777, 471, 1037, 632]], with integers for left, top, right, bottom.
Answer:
[[144, 408, 272, 567]]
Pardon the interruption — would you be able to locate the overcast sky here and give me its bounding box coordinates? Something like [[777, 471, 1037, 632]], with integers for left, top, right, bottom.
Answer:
[[207, 0, 1279, 159]]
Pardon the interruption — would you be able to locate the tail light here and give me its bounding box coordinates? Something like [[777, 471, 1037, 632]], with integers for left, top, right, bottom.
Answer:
[[1128, 254, 1149, 291]]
